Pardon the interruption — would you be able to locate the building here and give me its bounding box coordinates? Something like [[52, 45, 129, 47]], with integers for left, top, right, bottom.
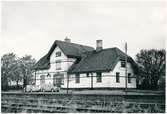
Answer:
[[33, 38, 137, 89]]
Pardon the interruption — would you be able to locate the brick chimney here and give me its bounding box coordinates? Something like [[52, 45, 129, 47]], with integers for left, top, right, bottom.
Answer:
[[96, 40, 103, 52], [64, 37, 71, 43]]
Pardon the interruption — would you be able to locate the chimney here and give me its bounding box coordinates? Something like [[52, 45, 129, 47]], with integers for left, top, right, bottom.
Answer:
[[96, 40, 103, 52], [64, 37, 71, 43]]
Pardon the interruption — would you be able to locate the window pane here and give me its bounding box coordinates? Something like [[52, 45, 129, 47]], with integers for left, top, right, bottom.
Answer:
[[53, 75, 56, 86], [116, 72, 120, 83], [75, 73, 80, 83], [40, 75, 45, 85], [121, 61, 126, 67], [61, 76, 64, 85], [56, 52, 61, 57], [96, 72, 102, 83], [128, 73, 131, 83], [56, 61, 61, 70], [86, 73, 89, 77], [53, 75, 64, 86]]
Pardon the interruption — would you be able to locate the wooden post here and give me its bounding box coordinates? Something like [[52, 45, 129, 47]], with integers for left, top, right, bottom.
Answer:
[[91, 73, 93, 89], [125, 42, 128, 93], [67, 73, 69, 94]]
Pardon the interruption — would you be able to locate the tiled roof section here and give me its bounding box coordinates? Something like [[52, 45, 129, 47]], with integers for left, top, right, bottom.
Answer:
[[68, 47, 137, 73], [33, 40, 94, 70]]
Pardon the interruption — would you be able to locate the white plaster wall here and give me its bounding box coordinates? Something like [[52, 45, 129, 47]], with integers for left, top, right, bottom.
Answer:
[[67, 61, 136, 88], [33, 46, 136, 89], [34, 46, 76, 86]]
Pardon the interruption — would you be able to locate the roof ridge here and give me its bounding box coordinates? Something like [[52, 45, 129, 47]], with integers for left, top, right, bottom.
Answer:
[[55, 40, 94, 49]]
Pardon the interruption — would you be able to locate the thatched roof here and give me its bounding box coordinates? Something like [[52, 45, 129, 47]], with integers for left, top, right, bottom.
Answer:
[[33, 40, 94, 70], [68, 47, 137, 73], [34, 40, 137, 73]]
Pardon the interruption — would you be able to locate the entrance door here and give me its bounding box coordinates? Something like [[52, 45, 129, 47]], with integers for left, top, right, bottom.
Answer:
[[53, 74, 64, 87]]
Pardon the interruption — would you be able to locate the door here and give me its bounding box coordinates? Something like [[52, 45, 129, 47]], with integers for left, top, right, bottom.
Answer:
[[53, 74, 64, 87]]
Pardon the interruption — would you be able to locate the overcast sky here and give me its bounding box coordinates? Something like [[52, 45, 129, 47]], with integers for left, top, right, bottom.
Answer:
[[1, 1, 165, 61]]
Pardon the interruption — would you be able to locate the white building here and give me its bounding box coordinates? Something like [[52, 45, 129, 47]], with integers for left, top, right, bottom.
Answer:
[[33, 38, 137, 89]]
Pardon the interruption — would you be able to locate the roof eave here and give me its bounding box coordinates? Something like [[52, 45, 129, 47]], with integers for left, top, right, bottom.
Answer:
[[68, 69, 111, 74]]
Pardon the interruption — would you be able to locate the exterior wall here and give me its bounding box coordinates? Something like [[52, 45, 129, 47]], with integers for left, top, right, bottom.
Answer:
[[67, 61, 136, 89], [33, 46, 136, 89], [34, 46, 76, 86]]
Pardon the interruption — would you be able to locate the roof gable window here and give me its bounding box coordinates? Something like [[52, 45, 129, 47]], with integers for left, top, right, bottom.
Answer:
[[121, 61, 126, 68], [56, 51, 61, 57]]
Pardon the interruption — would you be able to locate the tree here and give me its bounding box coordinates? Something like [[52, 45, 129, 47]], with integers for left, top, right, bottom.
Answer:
[[1, 53, 17, 90], [1, 53, 36, 90], [19, 55, 36, 88], [136, 49, 165, 90]]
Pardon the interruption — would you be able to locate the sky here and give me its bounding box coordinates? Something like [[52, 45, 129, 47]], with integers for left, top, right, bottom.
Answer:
[[1, 0, 166, 61]]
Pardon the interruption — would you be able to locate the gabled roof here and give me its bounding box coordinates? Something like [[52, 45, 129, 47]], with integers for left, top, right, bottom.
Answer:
[[68, 47, 137, 73], [48, 40, 94, 58], [33, 40, 94, 70]]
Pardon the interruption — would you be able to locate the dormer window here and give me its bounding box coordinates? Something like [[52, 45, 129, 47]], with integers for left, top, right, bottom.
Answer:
[[121, 61, 126, 68], [56, 52, 61, 57]]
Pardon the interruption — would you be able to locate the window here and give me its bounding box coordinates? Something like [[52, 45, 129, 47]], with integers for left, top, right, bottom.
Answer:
[[116, 72, 120, 83], [40, 75, 45, 85], [128, 73, 131, 83], [96, 72, 102, 83], [56, 61, 61, 70], [61, 76, 64, 85], [75, 73, 80, 83], [86, 73, 90, 77], [121, 61, 126, 68], [53, 75, 56, 86], [53, 74, 64, 86], [56, 52, 61, 57], [31, 79, 35, 85]]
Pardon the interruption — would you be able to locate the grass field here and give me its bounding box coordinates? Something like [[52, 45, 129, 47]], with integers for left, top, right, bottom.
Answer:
[[2, 89, 165, 96]]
